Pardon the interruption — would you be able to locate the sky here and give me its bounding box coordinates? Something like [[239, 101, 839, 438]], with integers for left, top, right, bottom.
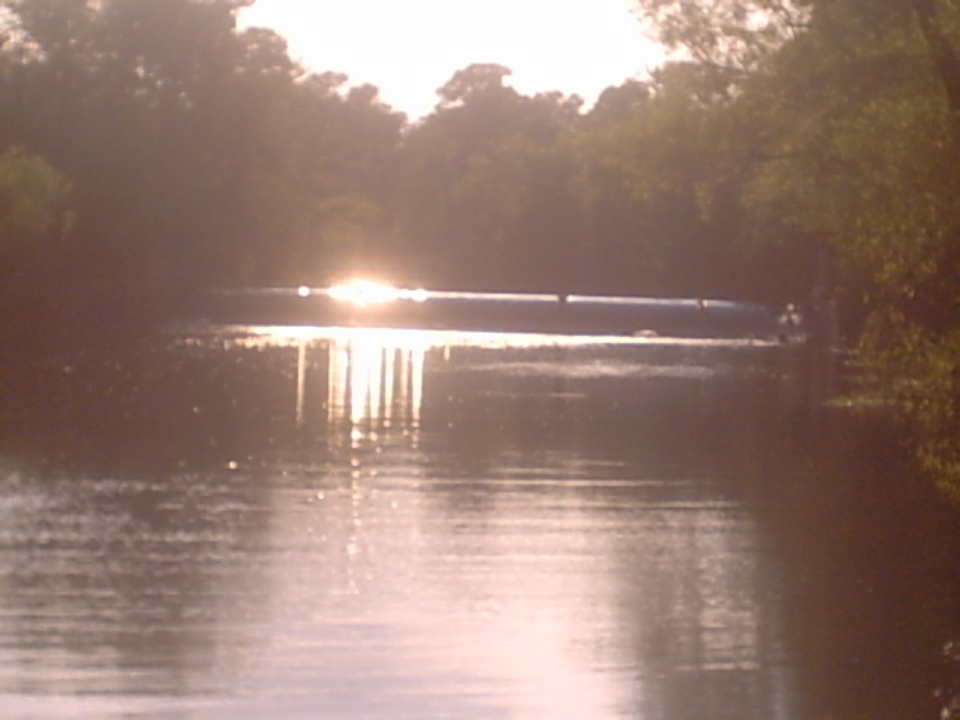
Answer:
[[236, 0, 664, 120]]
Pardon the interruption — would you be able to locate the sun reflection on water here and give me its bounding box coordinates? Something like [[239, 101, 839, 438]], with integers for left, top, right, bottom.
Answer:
[[228, 325, 432, 434], [239, 324, 777, 441], [322, 329, 427, 431]]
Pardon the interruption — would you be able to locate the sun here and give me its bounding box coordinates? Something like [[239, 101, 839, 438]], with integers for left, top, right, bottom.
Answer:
[[326, 280, 428, 306]]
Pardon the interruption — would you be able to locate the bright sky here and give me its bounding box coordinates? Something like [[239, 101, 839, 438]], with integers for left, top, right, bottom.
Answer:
[[237, 0, 664, 120]]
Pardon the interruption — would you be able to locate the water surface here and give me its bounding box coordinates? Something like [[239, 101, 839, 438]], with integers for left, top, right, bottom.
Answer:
[[0, 326, 954, 719]]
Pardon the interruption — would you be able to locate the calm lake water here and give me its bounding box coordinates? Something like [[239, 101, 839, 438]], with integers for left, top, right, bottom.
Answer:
[[0, 325, 956, 719]]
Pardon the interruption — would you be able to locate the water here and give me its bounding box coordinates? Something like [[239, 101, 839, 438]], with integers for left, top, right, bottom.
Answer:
[[0, 325, 955, 719]]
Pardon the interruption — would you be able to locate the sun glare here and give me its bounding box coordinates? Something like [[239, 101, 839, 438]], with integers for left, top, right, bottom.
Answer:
[[327, 280, 428, 306]]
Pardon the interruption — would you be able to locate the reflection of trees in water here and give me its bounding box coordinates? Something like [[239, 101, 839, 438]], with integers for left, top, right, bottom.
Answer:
[[417, 342, 809, 482], [399, 342, 803, 719], [740, 413, 960, 720], [0, 334, 280, 699], [0, 469, 272, 697], [406, 340, 956, 719], [0, 327, 436, 702], [0, 327, 951, 717], [0, 327, 434, 475], [608, 497, 792, 720]]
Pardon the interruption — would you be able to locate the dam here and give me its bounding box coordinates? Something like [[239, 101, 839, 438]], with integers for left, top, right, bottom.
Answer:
[[201, 282, 805, 341]]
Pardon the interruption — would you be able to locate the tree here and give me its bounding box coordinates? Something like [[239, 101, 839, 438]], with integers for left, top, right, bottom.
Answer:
[[436, 63, 514, 109], [0, 0, 404, 291], [634, 0, 960, 494], [0, 145, 69, 251], [396, 64, 583, 291]]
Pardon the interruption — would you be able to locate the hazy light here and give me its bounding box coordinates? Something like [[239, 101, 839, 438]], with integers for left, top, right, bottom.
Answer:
[[237, 0, 664, 120], [297, 285, 312, 297]]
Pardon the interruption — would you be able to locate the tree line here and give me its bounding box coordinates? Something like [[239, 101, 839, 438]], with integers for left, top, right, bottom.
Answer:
[[0, 0, 958, 492], [0, 0, 824, 302]]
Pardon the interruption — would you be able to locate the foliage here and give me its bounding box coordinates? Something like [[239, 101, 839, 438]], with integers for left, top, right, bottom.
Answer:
[[396, 63, 584, 290], [636, 0, 810, 71], [0, 145, 69, 248], [0, 0, 403, 289], [634, 0, 960, 494], [853, 314, 960, 498]]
